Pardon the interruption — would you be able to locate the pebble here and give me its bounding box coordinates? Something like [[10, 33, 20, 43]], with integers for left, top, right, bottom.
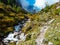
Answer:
[[48, 42, 53, 45]]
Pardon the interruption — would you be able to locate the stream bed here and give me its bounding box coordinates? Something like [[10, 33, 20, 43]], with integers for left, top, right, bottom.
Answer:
[[1, 18, 29, 45]]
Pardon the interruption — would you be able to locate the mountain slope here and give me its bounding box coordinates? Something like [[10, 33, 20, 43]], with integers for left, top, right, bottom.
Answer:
[[0, 1, 60, 45]]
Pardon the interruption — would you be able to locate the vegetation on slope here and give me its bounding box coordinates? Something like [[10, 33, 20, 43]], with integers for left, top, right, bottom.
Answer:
[[0, 0, 60, 45], [0, 2, 27, 36], [44, 3, 60, 45], [45, 16, 60, 45]]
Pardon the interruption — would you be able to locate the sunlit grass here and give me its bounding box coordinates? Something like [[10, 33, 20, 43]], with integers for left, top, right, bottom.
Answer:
[[45, 16, 60, 45]]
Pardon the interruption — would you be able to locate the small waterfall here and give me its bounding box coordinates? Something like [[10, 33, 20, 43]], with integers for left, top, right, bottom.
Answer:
[[14, 23, 22, 32], [14, 18, 28, 32]]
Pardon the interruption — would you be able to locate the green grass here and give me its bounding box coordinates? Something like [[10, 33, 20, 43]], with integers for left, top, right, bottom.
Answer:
[[17, 39, 36, 45], [45, 16, 60, 45]]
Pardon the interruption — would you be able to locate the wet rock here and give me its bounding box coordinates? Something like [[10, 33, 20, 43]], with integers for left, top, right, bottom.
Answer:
[[48, 42, 53, 45], [19, 33, 26, 41], [3, 33, 18, 43]]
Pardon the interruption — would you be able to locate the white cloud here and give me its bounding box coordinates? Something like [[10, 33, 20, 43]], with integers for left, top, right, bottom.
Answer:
[[34, 0, 59, 9], [45, 0, 59, 5], [34, 0, 46, 9]]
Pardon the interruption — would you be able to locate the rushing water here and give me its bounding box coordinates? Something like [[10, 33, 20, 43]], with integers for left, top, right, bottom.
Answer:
[[14, 23, 22, 32], [2, 18, 29, 45], [14, 17, 28, 32]]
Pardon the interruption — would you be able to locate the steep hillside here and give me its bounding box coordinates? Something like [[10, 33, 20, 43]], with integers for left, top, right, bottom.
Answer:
[[0, 1, 60, 45], [0, 3, 28, 36]]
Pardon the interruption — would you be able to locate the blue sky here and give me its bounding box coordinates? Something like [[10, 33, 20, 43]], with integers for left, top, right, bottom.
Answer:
[[19, 0, 59, 12], [20, 0, 59, 9], [26, 0, 35, 5]]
